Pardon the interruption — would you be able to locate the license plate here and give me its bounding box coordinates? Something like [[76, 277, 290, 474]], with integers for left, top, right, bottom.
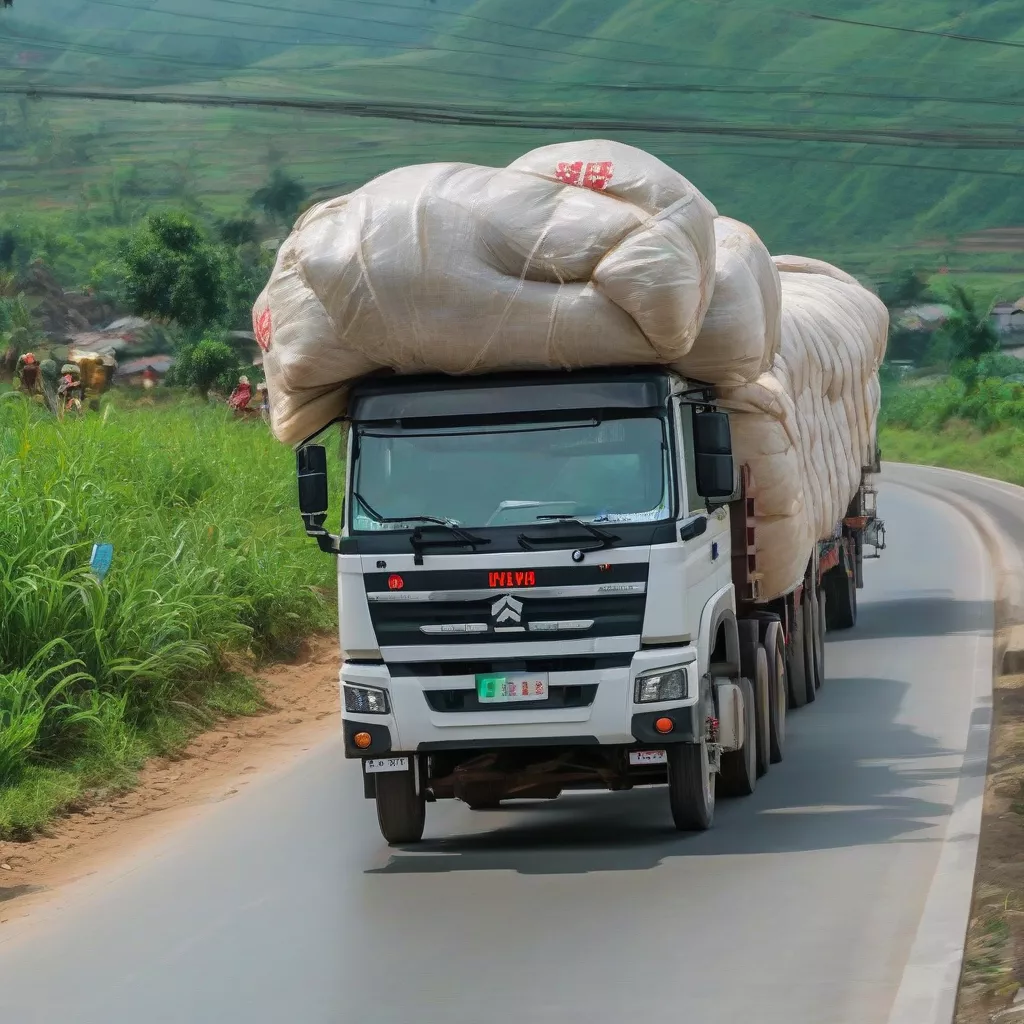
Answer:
[[364, 757, 409, 774], [476, 673, 550, 703], [629, 750, 668, 766]]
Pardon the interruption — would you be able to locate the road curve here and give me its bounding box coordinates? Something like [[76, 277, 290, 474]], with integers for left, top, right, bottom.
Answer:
[[0, 469, 996, 1024]]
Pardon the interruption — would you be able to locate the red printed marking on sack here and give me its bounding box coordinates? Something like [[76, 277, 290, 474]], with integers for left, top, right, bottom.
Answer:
[[554, 160, 613, 192], [582, 161, 613, 191], [555, 161, 584, 186], [253, 306, 272, 351]]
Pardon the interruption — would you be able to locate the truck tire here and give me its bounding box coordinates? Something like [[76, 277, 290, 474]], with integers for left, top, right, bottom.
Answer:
[[737, 621, 770, 778], [718, 677, 757, 798], [763, 620, 787, 764], [667, 739, 715, 831], [787, 596, 810, 709], [801, 592, 817, 704], [808, 585, 825, 691], [375, 767, 426, 845], [814, 587, 826, 688], [823, 559, 857, 630]]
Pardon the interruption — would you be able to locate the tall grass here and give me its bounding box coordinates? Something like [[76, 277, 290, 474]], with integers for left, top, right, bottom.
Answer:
[[880, 373, 1024, 486], [0, 395, 337, 835]]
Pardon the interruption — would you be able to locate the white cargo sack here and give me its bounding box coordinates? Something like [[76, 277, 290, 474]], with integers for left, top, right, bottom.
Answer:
[[257, 142, 717, 444], [717, 261, 888, 600]]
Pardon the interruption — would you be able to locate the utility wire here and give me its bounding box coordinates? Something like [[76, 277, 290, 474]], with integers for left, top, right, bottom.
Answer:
[[4, 83, 1024, 151]]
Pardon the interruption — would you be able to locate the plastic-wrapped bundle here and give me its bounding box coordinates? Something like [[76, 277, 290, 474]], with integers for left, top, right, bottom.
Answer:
[[717, 261, 888, 600], [671, 217, 781, 386], [257, 142, 717, 444]]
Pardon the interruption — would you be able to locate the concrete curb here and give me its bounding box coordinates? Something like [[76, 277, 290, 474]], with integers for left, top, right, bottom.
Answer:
[[883, 469, 1000, 1024]]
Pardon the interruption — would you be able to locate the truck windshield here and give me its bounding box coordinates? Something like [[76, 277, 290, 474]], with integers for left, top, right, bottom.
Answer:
[[350, 415, 672, 531]]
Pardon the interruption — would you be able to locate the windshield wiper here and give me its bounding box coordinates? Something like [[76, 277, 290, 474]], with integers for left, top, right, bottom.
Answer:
[[518, 515, 619, 552], [352, 492, 490, 564]]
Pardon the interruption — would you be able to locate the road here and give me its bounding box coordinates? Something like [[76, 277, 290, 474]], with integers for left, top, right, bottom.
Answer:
[[0, 471, 996, 1024]]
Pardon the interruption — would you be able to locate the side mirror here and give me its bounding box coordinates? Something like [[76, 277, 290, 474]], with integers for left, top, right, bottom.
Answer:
[[693, 410, 735, 500], [297, 444, 329, 516]]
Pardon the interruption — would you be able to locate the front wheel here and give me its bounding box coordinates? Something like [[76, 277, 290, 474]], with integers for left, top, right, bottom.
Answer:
[[375, 767, 426, 845], [668, 740, 715, 831]]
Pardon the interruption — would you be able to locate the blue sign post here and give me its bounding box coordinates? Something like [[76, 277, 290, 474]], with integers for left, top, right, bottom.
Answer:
[[89, 543, 114, 582]]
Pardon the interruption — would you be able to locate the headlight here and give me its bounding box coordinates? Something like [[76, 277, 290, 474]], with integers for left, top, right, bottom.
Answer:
[[344, 684, 390, 715], [634, 668, 687, 704]]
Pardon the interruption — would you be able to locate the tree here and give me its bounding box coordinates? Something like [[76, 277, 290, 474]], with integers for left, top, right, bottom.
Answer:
[[939, 285, 1000, 392], [165, 338, 239, 396], [249, 169, 307, 225], [118, 212, 228, 333], [217, 215, 260, 247], [877, 267, 929, 310]]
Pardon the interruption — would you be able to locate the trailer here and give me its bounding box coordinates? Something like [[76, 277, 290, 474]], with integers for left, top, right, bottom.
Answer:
[[295, 367, 884, 844]]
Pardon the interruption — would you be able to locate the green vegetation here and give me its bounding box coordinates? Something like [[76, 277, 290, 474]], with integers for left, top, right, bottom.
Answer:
[[0, 395, 339, 836], [1, 1, 1023, 279]]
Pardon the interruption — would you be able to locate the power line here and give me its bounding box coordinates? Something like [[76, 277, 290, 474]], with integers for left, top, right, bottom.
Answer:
[[790, 8, 1024, 51], [5, 83, 1024, 151]]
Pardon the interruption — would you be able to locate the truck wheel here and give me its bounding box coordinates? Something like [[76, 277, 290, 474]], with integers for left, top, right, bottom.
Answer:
[[763, 620, 787, 764], [808, 585, 824, 691], [668, 739, 715, 831], [375, 767, 426, 845], [753, 646, 771, 777], [787, 597, 810, 709], [718, 677, 757, 798], [737, 621, 770, 778], [801, 592, 818, 704], [814, 588, 826, 688], [823, 560, 857, 630]]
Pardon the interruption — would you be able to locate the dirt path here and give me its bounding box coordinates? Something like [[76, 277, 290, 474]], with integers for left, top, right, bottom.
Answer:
[[0, 637, 340, 926]]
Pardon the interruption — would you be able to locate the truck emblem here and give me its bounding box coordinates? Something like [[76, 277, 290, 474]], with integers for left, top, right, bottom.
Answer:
[[491, 594, 523, 625]]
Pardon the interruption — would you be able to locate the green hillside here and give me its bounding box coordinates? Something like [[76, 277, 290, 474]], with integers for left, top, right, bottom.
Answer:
[[1, 0, 1023, 278]]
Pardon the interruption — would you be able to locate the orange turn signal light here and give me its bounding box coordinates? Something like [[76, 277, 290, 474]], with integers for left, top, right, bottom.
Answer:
[[353, 731, 372, 749], [654, 717, 674, 735]]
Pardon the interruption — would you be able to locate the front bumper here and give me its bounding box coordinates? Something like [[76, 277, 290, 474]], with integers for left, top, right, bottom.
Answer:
[[341, 646, 701, 757]]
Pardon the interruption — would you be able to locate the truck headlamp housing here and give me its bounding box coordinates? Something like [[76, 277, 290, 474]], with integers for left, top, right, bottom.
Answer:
[[344, 684, 390, 715], [634, 668, 687, 704]]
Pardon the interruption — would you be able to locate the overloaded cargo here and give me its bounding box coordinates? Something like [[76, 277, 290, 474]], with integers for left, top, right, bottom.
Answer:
[[257, 139, 887, 601]]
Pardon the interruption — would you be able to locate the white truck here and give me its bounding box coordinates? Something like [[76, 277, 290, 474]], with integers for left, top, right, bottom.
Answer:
[[296, 367, 884, 844]]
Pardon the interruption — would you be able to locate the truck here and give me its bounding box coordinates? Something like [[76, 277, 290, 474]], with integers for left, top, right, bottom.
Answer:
[[295, 366, 884, 844]]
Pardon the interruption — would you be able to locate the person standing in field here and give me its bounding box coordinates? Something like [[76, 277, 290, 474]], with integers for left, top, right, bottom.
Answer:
[[227, 375, 253, 415], [142, 365, 157, 390], [15, 352, 39, 395]]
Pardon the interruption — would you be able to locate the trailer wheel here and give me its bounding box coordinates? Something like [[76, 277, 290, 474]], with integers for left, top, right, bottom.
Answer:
[[668, 738, 715, 831], [787, 596, 810, 709], [763, 620, 787, 764], [808, 585, 825, 691], [738, 621, 770, 778], [375, 766, 426, 845], [718, 677, 757, 798], [823, 557, 857, 630], [801, 591, 817, 704], [814, 587, 827, 688]]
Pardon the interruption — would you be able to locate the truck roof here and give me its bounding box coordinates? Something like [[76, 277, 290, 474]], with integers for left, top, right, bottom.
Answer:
[[348, 366, 689, 422]]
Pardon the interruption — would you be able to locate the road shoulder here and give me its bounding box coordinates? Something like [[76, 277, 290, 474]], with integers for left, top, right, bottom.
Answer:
[[0, 637, 339, 927]]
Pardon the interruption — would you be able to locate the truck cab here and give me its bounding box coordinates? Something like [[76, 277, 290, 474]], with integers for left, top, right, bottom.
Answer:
[[297, 368, 843, 844]]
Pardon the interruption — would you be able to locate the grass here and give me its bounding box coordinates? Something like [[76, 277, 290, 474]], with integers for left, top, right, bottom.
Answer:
[[879, 372, 1024, 486], [0, 392, 339, 837]]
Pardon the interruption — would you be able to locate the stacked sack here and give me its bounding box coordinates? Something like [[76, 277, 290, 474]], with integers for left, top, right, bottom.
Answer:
[[256, 139, 887, 601]]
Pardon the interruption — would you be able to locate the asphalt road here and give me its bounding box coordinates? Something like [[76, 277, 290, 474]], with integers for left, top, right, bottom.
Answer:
[[0, 472, 996, 1024]]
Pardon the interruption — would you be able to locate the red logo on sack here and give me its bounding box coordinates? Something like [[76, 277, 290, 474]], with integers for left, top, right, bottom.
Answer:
[[253, 306, 272, 351], [555, 160, 614, 192]]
